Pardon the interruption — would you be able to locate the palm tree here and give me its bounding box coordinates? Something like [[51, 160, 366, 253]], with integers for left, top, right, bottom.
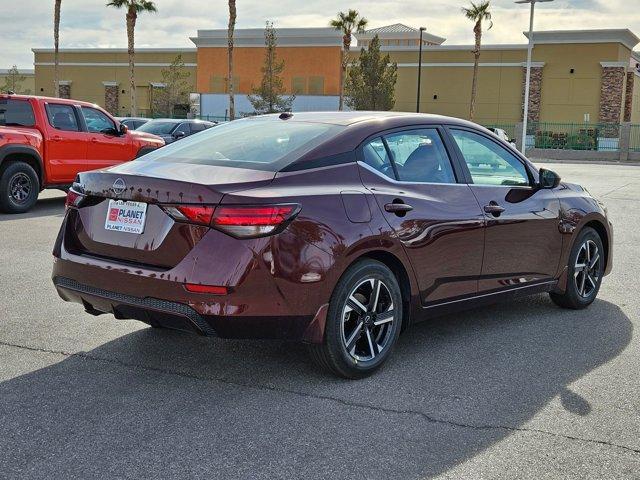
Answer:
[[227, 0, 237, 120], [462, 0, 492, 121], [330, 10, 367, 111], [53, 0, 62, 97], [106, 0, 157, 116]]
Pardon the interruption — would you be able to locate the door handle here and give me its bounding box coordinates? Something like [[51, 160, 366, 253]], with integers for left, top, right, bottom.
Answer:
[[51, 136, 62, 142], [384, 202, 413, 214], [484, 202, 506, 217]]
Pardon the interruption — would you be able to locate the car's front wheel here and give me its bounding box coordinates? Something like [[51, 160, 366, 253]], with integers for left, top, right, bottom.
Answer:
[[0, 161, 40, 214], [308, 259, 403, 379], [550, 227, 604, 309]]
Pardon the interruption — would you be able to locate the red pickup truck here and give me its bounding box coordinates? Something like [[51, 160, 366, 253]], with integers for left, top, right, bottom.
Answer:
[[0, 94, 164, 213]]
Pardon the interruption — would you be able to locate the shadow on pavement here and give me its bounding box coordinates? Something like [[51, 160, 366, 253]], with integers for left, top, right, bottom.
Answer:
[[0, 196, 65, 222], [0, 295, 632, 479]]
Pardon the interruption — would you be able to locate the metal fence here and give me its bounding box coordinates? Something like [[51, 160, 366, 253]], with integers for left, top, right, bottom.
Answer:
[[120, 110, 229, 123], [631, 124, 640, 152], [527, 122, 621, 151]]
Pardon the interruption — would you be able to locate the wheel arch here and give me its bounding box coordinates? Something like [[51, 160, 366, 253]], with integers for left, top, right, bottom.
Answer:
[[583, 219, 610, 273], [0, 145, 44, 188], [351, 249, 414, 330], [135, 146, 157, 158]]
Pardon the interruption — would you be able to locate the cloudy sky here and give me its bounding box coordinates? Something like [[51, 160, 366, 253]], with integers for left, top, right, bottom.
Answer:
[[3, 0, 638, 69]]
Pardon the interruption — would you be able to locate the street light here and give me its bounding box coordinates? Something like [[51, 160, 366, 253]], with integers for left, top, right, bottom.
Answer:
[[516, 0, 553, 153], [416, 26, 426, 113]]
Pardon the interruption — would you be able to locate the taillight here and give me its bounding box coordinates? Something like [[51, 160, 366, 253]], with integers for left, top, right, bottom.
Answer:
[[184, 284, 228, 295], [211, 204, 300, 238], [161, 205, 215, 226], [65, 189, 84, 210], [161, 203, 300, 238]]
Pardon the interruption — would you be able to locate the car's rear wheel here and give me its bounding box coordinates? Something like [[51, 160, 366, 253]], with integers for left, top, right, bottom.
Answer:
[[550, 227, 604, 309], [308, 259, 403, 379], [0, 162, 40, 214]]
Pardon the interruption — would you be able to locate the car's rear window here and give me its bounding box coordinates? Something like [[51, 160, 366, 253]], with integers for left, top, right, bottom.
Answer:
[[137, 121, 179, 135], [138, 118, 343, 171], [0, 99, 36, 127]]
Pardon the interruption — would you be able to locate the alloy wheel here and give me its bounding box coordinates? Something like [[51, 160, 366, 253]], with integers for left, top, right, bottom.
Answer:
[[9, 173, 32, 204], [574, 239, 600, 298], [341, 278, 395, 362]]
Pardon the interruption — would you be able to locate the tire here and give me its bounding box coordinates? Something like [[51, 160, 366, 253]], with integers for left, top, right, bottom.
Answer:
[[308, 259, 403, 379], [550, 227, 604, 310], [0, 162, 40, 214]]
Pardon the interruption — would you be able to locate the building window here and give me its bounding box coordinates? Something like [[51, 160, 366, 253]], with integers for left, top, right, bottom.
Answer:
[[292, 77, 306, 94], [308, 76, 324, 95]]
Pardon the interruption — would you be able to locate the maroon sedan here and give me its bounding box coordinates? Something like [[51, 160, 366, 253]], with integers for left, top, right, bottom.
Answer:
[[53, 112, 613, 378]]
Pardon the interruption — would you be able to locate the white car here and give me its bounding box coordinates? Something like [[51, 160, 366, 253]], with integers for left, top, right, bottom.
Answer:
[[487, 127, 517, 148]]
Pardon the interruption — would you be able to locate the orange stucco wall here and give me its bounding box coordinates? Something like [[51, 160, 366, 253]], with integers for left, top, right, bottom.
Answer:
[[196, 46, 342, 95]]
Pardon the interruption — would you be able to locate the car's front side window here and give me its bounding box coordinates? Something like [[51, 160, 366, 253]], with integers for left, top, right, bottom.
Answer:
[[81, 107, 116, 134], [383, 129, 456, 184], [450, 129, 529, 186]]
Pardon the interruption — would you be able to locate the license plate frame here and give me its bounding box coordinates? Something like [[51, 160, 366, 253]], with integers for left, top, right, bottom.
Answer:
[[104, 199, 148, 235]]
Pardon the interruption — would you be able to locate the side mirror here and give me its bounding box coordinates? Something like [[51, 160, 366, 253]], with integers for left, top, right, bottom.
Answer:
[[539, 168, 561, 189], [173, 130, 186, 139], [119, 123, 128, 136]]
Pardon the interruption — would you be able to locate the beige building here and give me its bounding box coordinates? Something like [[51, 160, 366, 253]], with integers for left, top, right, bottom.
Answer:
[[29, 27, 640, 126], [350, 28, 640, 126], [0, 68, 35, 94], [33, 48, 197, 115]]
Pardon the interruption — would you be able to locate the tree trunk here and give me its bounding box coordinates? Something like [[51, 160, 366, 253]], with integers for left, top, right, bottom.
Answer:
[[339, 34, 350, 111], [53, 0, 61, 97], [469, 21, 482, 121], [228, 0, 236, 120], [126, 8, 137, 116]]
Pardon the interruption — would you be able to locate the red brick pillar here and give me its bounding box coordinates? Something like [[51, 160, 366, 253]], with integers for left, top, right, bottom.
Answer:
[[58, 82, 71, 99], [521, 66, 543, 122], [103, 82, 119, 115], [624, 71, 634, 122], [599, 65, 626, 124]]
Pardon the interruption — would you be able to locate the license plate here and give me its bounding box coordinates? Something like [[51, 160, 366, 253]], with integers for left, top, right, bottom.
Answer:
[[104, 200, 147, 234]]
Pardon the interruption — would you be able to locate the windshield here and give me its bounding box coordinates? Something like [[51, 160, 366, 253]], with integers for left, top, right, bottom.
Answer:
[[137, 117, 343, 171], [137, 121, 178, 135], [0, 99, 35, 127]]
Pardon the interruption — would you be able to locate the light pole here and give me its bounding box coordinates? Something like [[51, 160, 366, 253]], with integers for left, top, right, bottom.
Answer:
[[516, 0, 553, 153], [416, 26, 426, 113]]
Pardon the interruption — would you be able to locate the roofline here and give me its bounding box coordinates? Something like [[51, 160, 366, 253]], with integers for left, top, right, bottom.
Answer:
[[355, 31, 446, 45], [350, 44, 529, 52], [524, 29, 640, 50], [0, 69, 34, 75], [191, 27, 342, 48], [32, 48, 197, 54]]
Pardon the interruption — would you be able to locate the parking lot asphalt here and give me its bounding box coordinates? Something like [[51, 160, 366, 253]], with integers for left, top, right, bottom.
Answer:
[[0, 162, 638, 479]]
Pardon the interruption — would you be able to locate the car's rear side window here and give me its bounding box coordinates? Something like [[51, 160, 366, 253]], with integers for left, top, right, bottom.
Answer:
[[0, 99, 35, 127], [139, 118, 343, 171], [362, 128, 456, 184], [46, 104, 80, 132]]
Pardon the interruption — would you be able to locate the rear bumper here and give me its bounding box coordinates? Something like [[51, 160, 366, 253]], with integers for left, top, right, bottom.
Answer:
[[54, 276, 217, 336], [53, 275, 320, 341]]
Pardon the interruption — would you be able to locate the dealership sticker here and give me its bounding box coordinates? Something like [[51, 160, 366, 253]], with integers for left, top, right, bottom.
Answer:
[[104, 200, 148, 234]]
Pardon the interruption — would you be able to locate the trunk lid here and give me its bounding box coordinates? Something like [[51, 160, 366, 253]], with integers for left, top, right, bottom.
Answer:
[[65, 161, 275, 268]]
